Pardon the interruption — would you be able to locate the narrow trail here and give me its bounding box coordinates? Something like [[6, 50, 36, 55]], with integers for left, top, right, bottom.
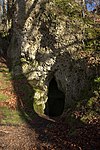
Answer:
[[0, 56, 100, 150]]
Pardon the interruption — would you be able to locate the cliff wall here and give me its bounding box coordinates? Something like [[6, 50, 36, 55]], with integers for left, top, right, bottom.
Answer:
[[8, 0, 100, 115]]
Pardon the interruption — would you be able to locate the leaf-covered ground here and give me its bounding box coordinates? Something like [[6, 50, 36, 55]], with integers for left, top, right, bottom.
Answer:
[[0, 56, 100, 150]]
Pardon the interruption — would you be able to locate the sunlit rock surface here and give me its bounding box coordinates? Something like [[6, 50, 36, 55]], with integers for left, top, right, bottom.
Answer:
[[8, 0, 100, 115]]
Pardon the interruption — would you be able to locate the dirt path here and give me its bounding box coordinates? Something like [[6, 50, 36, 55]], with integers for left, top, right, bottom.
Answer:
[[0, 125, 38, 150], [0, 56, 100, 150]]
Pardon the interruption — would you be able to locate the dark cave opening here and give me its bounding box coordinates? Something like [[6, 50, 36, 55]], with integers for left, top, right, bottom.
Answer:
[[44, 77, 65, 117]]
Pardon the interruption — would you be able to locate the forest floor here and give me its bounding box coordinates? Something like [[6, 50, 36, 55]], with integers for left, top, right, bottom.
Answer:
[[0, 56, 100, 150]]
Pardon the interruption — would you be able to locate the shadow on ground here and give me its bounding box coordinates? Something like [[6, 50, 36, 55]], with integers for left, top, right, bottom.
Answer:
[[9, 58, 100, 150], [0, 0, 100, 149]]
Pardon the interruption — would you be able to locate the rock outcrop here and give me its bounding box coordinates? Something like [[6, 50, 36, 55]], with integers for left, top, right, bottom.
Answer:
[[8, 0, 100, 116]]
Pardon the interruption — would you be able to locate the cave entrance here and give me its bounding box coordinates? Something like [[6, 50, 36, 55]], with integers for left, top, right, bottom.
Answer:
[[44, 77, 65, 117]]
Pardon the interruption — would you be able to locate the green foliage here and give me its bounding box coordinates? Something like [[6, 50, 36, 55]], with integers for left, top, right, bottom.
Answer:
[[94, 77, 100, 83], [0, 93, 8, 101], [0, 107, 24, 124], [55, 0, 82, 17], [85, 26, 100, 51]]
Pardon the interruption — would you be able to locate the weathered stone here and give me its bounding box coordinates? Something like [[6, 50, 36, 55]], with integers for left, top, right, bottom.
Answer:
[[8, 0, 100, 116]]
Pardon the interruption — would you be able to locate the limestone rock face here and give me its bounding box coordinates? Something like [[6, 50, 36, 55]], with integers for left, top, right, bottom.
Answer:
[[8, 0, 100, 115]]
